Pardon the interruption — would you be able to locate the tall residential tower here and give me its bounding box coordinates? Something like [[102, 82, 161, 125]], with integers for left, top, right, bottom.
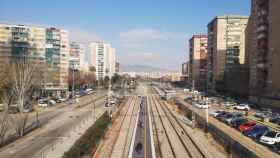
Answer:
[[207, 15, 249, 95], [90, 41, 116, 80], [189, 35, 208, 91]]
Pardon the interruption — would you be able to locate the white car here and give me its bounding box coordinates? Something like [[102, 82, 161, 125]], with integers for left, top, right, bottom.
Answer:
[[200, 103, 209, 109], [210, 110, 225, 117], [58, 98, 67, 102], [38, 101, 48, 107], [233, 104, 250, 111], [260, 131, 280, 145], [48, 100, 56, 105], [193, 90, 199, 95], [194, 102, 209, 109], [223, 101, 236, 107]]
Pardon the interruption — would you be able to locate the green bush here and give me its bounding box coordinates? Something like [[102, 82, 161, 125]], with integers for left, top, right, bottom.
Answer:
[[63, 112, 111, 158]]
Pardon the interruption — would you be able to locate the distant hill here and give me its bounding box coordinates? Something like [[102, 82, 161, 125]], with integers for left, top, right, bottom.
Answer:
[[120, 64, 172, 72]]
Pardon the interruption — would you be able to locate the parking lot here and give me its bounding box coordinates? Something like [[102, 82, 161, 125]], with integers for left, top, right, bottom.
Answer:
[[181, 90, 280, 154]]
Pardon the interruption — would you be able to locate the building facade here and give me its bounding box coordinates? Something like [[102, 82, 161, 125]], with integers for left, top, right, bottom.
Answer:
[[248, 0, 280, 108], [115, 62, 120, 73], [44, 28, 69, 96], [69, 42, 84, 70], [90, 41, 116, 80], [0, 24, 69, 97], [189, 35, 208, 91], [207, 16, 249, 95], [181, 62, 189, 82], [0, 24, 46, 63]]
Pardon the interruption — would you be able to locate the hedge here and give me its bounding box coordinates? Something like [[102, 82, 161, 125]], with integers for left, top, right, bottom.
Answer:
[[62, 111, 111, 158]]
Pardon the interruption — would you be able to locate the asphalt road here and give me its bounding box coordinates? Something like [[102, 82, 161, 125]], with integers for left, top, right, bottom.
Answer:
[[0, 92, 106, 158]]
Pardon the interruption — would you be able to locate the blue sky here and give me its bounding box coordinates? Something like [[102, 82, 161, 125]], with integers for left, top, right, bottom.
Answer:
[[0, 0, 250, 71]]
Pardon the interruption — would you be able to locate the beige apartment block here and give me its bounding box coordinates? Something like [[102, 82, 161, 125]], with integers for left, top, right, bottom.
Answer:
[[0, 24, 70, 97], [207, 15, 248, 94], [189, 35, 208, 91]]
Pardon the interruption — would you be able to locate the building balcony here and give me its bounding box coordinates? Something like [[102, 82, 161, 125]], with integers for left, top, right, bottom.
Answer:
[[257, 25, 268, 32], [257, 33, 267, 39]]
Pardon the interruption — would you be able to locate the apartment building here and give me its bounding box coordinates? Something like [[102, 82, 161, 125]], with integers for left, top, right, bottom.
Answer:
[[0, 24, 46, 63], [181, 62, 189, 82], [207, 16, 249, 95], [189, 35, 208, 91], [0, 24, 69, 97], [0, 24, 46, 94], [247, 0, 280, 108], [90, 41, 116, 80], [69, 42, 84, 70], [115, 62, 120, 73], [44, 27, 69, 96]]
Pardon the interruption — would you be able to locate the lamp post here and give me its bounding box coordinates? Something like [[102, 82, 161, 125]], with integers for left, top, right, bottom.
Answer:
[[71, 63, 77, 101]]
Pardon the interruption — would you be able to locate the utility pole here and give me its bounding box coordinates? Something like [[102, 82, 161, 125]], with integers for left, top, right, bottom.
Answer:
[[72, 64, 75, 99]]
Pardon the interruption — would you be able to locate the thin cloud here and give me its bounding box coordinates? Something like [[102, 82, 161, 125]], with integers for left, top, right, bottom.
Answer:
[[119, 28, 185, 49], [119, 28, 170, 48], [68, 28, 100, 45]]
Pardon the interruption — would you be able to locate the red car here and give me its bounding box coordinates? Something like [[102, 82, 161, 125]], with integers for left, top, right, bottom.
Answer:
[[238, 122, 257, 132]]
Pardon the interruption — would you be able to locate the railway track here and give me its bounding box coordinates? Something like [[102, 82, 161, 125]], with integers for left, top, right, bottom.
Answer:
[[121, 97, 139, 158], [108, 96, 138, 158], [148, 96, 163, 158], [151, 95, 207, 158], [149, 96, 177, 158]]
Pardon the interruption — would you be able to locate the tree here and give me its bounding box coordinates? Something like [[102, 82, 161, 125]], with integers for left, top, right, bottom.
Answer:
[[0, 95, 9, 145], [7, 58, 41, 137], [79, 71, 96, 88], [104, 76, 110, 88], [68, 68, 80, 91]]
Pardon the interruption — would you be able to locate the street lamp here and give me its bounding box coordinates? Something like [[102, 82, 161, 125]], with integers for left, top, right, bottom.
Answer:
[[71, 63, 77, 100]]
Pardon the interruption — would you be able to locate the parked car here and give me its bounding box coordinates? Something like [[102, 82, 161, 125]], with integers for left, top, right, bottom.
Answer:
[[260, 131, 280, 145], [223, 101, 236, 107], [224, 113, 243, 124], [55, 97, 67, 103], [48, 100, 56, 106], [233, 104, 250, 111], [184, 96, 193, 102], [230, 118, 248, 129], [255, 110, 272, 119], [210, 110, 225, 117], [194, 102, 209, 109], [38, 100, 48, 107], [239, 122, 257, 133], [271, 117, 280, 125], [193, 90, 199, 94], [269, 113, 280, 122], [216, 111, 229, 120], [243, 125, 269, 140]]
